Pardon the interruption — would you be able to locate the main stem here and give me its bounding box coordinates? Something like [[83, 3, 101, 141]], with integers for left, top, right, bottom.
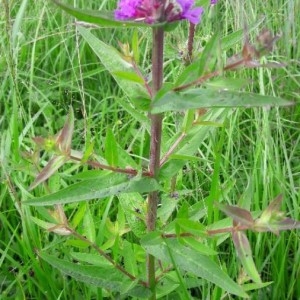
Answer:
[[147, 26, 164, 299]]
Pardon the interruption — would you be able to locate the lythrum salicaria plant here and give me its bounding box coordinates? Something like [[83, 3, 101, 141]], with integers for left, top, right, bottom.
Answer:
[[24, 0, 299, 299]]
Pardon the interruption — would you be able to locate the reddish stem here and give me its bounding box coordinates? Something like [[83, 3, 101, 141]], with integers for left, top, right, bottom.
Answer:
[[70, 154, 151, 176], [174, 58, 245, 92], [147, 26, 165, 299]]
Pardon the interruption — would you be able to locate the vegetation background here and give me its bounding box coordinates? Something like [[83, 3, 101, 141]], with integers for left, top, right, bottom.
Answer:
[[0, 0, 299, 299]]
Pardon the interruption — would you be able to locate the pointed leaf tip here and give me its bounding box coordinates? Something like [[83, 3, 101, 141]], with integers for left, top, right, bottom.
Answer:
[[215, 202, 254, 227], [259, 194, 283, 221], [254, 194, 300, 233], [29, 155, 67, 190], [56, 107, 74, 154]]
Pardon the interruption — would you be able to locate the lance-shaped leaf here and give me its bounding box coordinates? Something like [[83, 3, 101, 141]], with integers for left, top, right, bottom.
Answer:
[[29, 155, 68, 191], [232, 230, 262, 284], [26, 173, 160, 206], [151, 89, 294, 114], [113, 71, 145, 84], [77, 26, 149, 102], [105, 128, 119, 167], [56, 107, 74, 154], [141, 235, 249, 298], [39, 252, 151, 298], [214, 202, 254, 228], [51, 0, 164, 28]]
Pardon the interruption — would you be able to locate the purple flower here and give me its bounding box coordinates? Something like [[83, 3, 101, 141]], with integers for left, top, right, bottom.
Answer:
[[114, 0, 204, 25], [176, 0, 204, 24], [114, 0, 142, 20], [114, 0, 161, 23], [210, 0, 218, 4]]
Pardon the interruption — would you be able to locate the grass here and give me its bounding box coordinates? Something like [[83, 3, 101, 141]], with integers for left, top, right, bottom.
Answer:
[[0, 0, 299, 299]]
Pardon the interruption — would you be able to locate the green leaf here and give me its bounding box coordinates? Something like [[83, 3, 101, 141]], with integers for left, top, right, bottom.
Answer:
[[156, 274, 180, 298], [232, 231, 262, 284], [152, 89, 294, 113], [71, 202, 87, 228], [175, 18, 263, 88], [83, 205, 96, 243], [141, 237, 248, 298], [115, 144, 139, 169], [25, 173, 160, 206], [105, 128, 119, 167], [65, 239, 90, 248], [176, 218, 207, 236], [39, 251, 151, 298], [113, 71, 145, 84], [51, 0, 163, 28], [175, 60, 202, 88], [205, 77, 249, 91], [77, 26, 149, 100], [70, 252, 114, 268], [157, 195, 179, 224], [197, 33, 220, 77], [181, 237, 218, 256], [243, 281, 273, 292], [118, 192, 146, 238], [117, 97, 150, 129], [221, 18, 264, 50], [130, 96, 151, 111], [159, 109, 228, 179], [131, 29, 140, 63], [123, 241, 139, 276]]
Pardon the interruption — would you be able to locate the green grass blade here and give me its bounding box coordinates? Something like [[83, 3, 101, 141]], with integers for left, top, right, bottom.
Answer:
[[11, 0, 29, 47]]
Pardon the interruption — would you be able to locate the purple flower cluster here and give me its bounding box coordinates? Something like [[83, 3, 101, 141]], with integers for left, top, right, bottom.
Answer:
[[114, 0, 207, 25], [114, 0, 159, 23]]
